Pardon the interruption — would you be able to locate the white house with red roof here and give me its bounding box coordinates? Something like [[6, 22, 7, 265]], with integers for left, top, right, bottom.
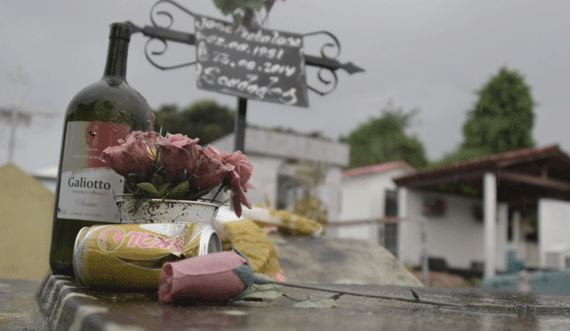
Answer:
[[330, 161, 416, 258]]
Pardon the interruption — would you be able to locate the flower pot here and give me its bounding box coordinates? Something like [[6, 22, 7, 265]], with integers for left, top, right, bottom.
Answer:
[[115, 195, 222, 255], [113, 196, 223, 262], [114, 196, 221, 225]]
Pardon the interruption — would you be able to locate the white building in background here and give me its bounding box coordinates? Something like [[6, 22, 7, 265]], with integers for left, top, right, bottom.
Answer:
[[209, 127, 350, 220], [394, 145, 570, 279], [397, 189, 512, 274], [538, 198, 570, 269], [331, 161, 415, 257], [331, 145, 570, 280]]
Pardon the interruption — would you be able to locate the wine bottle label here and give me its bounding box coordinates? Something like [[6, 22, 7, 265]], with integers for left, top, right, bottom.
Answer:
[[57, 121, 130, 223]]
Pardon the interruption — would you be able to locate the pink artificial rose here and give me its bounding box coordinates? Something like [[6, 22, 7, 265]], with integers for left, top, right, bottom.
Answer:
[[159, 252, 251, 304], [204, 145, 223, 162], [156, 134, 201, 178], [101, 131, 161, 178], [222, 151, 254, 188], [221, 151, 255, 217], [164, 133, 200, 153], [193, 146, 234, 190]]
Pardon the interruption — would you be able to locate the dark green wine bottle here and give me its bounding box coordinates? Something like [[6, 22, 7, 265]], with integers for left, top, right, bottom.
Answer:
[[49, 23, 155, 276]]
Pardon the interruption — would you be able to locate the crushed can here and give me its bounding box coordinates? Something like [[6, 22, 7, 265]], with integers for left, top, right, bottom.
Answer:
[[73, 223, 221, 289]]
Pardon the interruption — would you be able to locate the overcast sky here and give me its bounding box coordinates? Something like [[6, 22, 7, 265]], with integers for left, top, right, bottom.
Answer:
[[1, 0, 569, 173]]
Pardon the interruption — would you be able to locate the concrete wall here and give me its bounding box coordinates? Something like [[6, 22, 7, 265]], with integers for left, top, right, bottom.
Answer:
[[403, 189, 509, 271], [241, 129, 349, 167], [210, 127, 349, 167], [227, 156, 344, 222], [208, 128, 347, 221], [538, 198, 570, 268], [242, 155, 283, 208]]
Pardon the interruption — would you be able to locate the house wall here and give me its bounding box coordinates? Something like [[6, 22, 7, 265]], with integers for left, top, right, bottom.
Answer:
[[315, 167, 343, 222], [538, 198, 570, 268], [333, 168, 411, 244], [403, 189, 509, 272]]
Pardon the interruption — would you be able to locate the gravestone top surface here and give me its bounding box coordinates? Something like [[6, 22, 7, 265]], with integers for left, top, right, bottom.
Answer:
[[6, 236, 570, 330], [0, 277, 48, 330], [26, 273, 570, 331]]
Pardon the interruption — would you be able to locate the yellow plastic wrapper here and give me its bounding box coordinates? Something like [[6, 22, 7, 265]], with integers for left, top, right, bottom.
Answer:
[[73, 223, 204, 290], [222, 219, 281, 276], [241, 206, 323, 237], [213, 205, 324, 281], [213, 208, 282, 278]]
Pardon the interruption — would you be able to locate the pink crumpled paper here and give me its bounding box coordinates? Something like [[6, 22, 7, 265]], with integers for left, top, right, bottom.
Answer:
[[159, 251, 253, 304]]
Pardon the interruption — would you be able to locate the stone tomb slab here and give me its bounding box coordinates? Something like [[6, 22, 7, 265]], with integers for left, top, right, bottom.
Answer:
[[271, 236, 423, 286], [31, 273, 570, 331]]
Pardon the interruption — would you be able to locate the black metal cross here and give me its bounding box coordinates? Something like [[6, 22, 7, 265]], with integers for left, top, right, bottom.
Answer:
[[125, 0, 364, 152]]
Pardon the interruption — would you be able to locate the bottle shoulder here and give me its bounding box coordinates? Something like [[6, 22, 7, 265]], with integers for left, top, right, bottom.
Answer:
[[66, 79, 136, 109], [64, 79, 154, 130]]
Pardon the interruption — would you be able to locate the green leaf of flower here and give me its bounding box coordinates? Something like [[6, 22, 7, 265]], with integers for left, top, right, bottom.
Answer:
[[137, 183, 160, 197], [243, 283, 283, 300], [157, 183, 171, 197], [187, 187, 213, 200], [176, 169, 188, 181], [411, 289, 420, 301], [165, 181, 189, 199]]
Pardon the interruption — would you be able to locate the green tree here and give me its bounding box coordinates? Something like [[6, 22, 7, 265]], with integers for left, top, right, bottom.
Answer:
[[212, 0, 282, 26], [438, 67, 535, 166], [153, 100, 235, 145], [343, 102, 428, 169], [463, 67, 535, 152]]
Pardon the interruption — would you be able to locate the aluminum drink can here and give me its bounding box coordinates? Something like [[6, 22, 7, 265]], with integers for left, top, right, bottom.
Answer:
[[73, 223, 221, 289], [74, 226, 90, 252]]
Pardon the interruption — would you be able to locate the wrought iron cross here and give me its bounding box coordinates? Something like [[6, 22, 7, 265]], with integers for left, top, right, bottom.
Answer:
[[125, 0, 364, 152]]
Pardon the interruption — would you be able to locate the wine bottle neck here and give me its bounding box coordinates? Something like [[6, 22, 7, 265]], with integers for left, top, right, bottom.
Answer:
[[103, 24, 132, 80]]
